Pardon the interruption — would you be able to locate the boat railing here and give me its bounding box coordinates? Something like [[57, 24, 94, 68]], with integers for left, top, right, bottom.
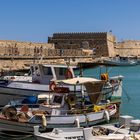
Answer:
[[13, 102, 105, 115], [44, 103, 114, 116]]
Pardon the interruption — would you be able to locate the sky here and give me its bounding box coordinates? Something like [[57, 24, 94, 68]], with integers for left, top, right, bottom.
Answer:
[[0, 0, 140, 42]]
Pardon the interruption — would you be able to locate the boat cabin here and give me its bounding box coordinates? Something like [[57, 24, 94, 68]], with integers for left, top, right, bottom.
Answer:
[[30, 64, 76, 84], [39, 91, 69, 116]]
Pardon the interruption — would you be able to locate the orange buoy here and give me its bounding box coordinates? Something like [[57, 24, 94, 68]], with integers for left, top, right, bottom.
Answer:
[[65, 69, 73, 79], [101, 73, 109, 81], [49, 81, 57, 91]]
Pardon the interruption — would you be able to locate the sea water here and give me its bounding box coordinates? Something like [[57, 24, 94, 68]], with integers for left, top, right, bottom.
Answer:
[[1, 65, 140, 139], [83, 65, 140, 119]]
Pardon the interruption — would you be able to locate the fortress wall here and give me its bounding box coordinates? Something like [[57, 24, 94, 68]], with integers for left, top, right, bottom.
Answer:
[[0, 40, 54, 56], [115, 40, 140, 56]]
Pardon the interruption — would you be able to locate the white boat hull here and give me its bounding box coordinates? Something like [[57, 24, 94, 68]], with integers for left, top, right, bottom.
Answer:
[[0, 108, 116, 133], [0, 77, 122, 106], [103, 58, 138, 66], [0, 81, 80, 106], [46, 111, 105, 128], [0, 73, 123, 108], [0, 82, 50, 106]]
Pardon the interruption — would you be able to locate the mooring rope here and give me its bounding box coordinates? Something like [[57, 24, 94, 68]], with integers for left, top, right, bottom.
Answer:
[[121, 84, 131, 101]]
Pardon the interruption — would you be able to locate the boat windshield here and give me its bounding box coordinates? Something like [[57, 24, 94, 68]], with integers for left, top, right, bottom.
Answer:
[[42, 66, 53, 75]]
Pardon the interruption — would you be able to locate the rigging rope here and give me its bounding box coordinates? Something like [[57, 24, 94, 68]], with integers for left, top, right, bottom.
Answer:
[[121, 84, 131, 101]]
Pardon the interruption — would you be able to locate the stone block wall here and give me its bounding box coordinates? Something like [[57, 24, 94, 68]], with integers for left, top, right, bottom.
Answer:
[[48, 32, 116, 57], [115, 40, 140, 56], [0, 40, 54, 56]]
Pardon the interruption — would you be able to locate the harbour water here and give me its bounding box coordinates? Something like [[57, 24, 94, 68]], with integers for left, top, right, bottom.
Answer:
[[0, 65, 140, 140], [83, 65, 140, 119]]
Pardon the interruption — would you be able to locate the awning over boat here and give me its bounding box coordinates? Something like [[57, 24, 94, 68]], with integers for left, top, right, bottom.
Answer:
[[56, 77, 103, 85], [57, 77, 104, 104]]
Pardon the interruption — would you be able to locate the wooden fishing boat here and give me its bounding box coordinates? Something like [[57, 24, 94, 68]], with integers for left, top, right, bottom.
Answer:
[[0, 64, 123, 106], [0, 64, 77, 106], [0, 78, 118, 133]]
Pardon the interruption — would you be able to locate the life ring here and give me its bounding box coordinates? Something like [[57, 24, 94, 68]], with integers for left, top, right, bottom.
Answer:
[[49, 81, 57, 91], [65, 69, 73, 79]]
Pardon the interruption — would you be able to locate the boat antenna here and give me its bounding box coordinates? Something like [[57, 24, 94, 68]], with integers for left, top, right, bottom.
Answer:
[[66, 58, 70, 68]]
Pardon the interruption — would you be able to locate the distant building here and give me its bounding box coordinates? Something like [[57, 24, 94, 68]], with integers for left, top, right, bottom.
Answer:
[[48, 32, 116, 57]]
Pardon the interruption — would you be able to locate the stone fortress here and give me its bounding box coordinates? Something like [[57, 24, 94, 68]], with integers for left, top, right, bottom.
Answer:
[[0, 32, 140, 70], [48, 32, 116, 57], [48, 32, 140, 57]]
